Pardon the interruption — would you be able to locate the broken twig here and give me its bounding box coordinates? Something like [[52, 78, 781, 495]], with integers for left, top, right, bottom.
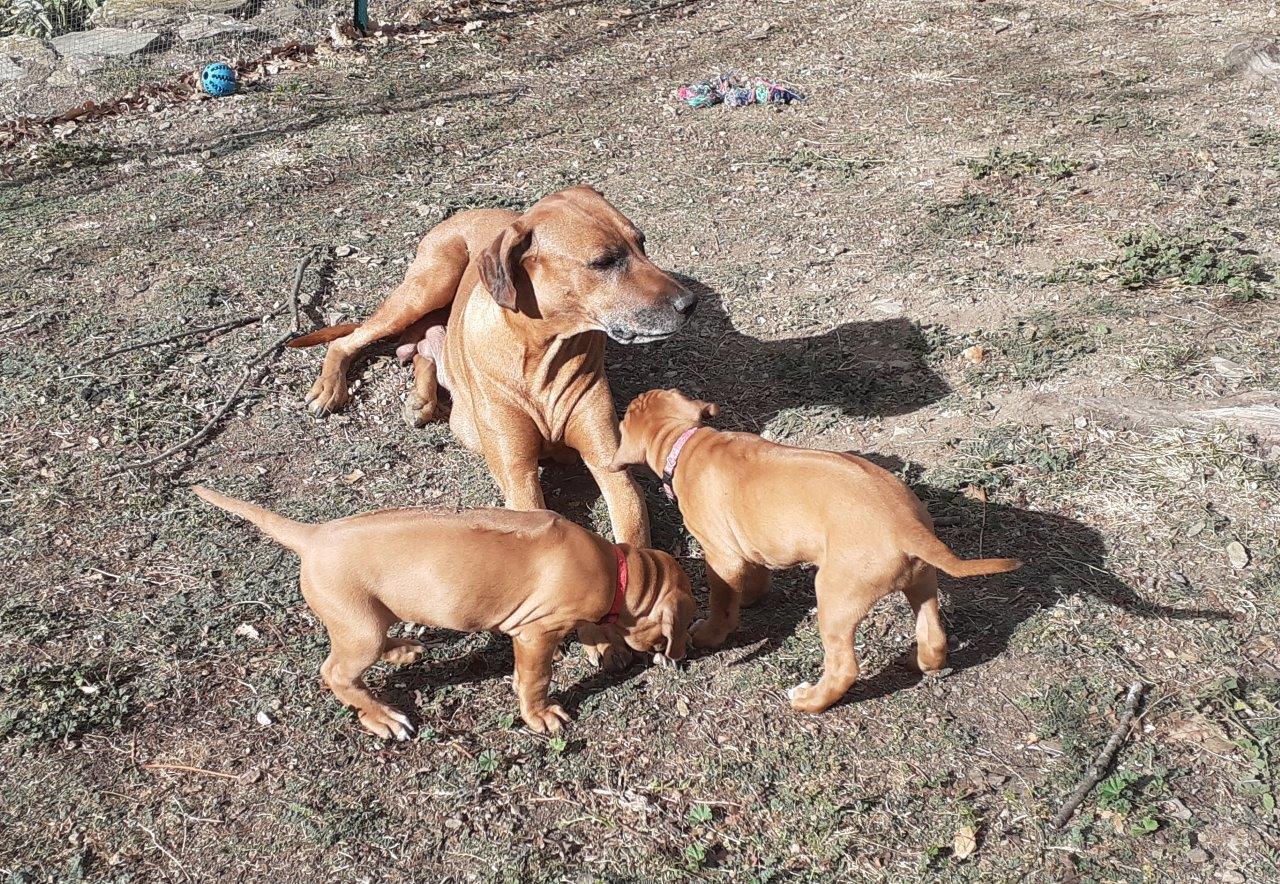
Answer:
[[100, 312, 278, 361], [112, 250, 315, 473], [1051, 681, 1148, 830], [142, 762, 240, 781]]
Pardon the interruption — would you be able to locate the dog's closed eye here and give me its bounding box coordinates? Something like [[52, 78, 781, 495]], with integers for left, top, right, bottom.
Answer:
[[589, 249, 628, 272]]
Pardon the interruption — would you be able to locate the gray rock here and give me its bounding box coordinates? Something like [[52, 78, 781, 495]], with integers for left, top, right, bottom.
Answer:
[[178, 13, 256, 41], [0, 57, 21, 82], [90, 0, 247, 27], [0, 35, 57, 67], [52, 28, 160, 58]]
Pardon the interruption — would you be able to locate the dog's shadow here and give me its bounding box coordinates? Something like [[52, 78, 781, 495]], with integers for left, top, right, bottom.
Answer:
[[396, 279, 1228, 716], [613, 278, 949, 430], [697, 459, 1232, 707]]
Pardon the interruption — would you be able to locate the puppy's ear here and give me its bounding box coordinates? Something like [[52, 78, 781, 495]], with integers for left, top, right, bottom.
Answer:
[[697, 401, 720, 421], [658, 593, 691, 661], [479, 221, 532, 311]]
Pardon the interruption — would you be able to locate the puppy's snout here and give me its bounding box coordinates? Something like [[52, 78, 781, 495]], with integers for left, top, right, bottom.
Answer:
[[672, 290, 698, 316]]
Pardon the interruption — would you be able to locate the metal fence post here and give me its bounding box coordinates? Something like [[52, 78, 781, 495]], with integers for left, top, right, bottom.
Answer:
[[354, 0, 369, 34]]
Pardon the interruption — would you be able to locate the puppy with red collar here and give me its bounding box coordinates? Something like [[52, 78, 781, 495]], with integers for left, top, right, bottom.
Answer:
[[609, 389, 1021, 713], [194, 487, 695, 738]]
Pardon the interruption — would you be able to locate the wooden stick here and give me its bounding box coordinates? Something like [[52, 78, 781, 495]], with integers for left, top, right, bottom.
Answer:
[[100, 312, 277, 361], [1051, 682, 1148, 830], [142, 762, 240, 781], [111, 250, 314, 473]]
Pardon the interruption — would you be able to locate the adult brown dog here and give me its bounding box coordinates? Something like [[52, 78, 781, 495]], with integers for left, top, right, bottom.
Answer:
[[287, 186, 697, 552], [193, 487, 695, 738], [609, 389, 1022, 713]]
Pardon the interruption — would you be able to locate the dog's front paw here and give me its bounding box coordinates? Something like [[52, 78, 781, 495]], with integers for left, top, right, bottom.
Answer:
[[305, 373, 350, 417], [522, 704, 572, 734], [689, 618, 731, 649], [583, 641, 633, 671], [401, 390, 438, 428], [787, 681, 833, 714], [358, 704, 415, 741]]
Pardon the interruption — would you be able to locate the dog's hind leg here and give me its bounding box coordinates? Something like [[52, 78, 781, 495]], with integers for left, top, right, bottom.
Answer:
[[306, 238, 467, 417], [788, 567, 876, 714], [904, 567, 948, 673], [381, 636, 426, 666]]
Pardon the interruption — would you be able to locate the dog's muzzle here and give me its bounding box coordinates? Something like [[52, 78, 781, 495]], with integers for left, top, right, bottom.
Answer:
[[605, 291, 698, 344]]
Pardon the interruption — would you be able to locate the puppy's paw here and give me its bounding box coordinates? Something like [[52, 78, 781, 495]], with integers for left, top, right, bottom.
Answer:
[[583, 642, 632, 671], [401, 390, 438, 428], [358, 704, 415, 741], [689, 618, 731, 649], [381, 639, 425, 666], [522, 704, 572, 734], [653, 653, 678, 669], [305, 373, 350, 417], [787, 681, 834, 714]]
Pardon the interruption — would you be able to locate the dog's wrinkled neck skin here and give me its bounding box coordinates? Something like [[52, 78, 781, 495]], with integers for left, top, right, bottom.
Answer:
[[618, 545, 665, 621]]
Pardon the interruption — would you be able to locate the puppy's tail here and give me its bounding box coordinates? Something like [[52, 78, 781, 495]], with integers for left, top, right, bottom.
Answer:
[[192, 486, 315, 554], [908, 530, 1022, 579], [286, 323, 361, 348]]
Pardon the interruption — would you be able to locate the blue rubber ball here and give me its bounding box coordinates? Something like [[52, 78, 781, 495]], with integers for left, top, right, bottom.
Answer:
[[201, 62, 237, 97]]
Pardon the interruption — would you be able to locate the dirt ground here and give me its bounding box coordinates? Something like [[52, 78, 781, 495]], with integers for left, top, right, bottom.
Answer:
[[3, 0, 1280, 880]]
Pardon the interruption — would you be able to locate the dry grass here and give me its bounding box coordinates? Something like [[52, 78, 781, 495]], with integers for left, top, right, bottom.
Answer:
[[3, 0, 1280, 880]]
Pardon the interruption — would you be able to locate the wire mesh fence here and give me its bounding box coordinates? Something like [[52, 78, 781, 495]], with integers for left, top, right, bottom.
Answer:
[[0, 0, 416, 119]]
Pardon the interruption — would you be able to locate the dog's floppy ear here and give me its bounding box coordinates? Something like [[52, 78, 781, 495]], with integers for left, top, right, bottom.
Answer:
[[478, 221, 532, 311], [658, 600, 689, 662], [687, 398, 719, 422]]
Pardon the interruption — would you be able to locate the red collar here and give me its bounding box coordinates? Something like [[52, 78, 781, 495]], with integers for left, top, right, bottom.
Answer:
[[597, 545, 628, 625], [662, 427, 700, 501]]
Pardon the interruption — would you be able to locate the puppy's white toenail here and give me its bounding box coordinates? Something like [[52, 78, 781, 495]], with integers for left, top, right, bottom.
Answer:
[[787, 682, 812, 700]]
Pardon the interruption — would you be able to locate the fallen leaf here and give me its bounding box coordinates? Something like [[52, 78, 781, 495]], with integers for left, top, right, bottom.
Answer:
[[344, 469, 365, 485], [953, 825, 977, 860], [1226, 541, 1250, 569], [235, 623, 261, 641], [961, 344, 988, 365]]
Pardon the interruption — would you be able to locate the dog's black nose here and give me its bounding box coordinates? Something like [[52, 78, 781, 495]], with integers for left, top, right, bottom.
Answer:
[[673, 291, 698, 316]]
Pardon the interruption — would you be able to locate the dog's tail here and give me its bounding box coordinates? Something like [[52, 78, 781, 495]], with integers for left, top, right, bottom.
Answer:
[[286, 323, 361, 348], [907, 530, 1022, 578], [192, 486, 315, 554]]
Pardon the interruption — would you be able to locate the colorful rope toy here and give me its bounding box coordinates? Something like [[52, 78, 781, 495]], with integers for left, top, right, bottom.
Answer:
[[200, 63, 238, 97], [677, 73, 804, 109]]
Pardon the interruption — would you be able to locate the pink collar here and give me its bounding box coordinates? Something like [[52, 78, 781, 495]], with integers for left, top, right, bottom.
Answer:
[[662, 427, 700, 501]]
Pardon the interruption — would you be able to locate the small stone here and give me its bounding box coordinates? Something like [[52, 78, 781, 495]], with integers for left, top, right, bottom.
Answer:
[[334, 244, 355, 257], [1074, 415, 1088, 429], [960, 344, 988, 365], [1188, 848, 1209, 863], [255, 711, 274, 727], [1209, 356, 1248, 379], [444, 818, 463, 830], [0, 57, 21, 82], [1186, 521, 1205, 538], [1170, 571, 1190, 586], [1226, 541, 1250, 569], [1219, 871, 1246, 884], [234, 623, 260, 641]]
